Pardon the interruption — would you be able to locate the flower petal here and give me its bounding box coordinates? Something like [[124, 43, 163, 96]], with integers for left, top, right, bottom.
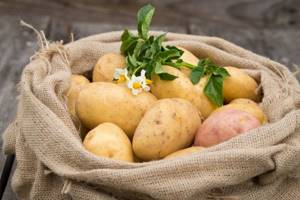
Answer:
[[141, 69, 146, 77]]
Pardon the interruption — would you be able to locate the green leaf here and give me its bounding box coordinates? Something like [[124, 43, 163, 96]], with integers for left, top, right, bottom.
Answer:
[[159, 73, 177, 80], [145, 62, 154, 78], [133, 39, 145, 58], [148, 33, 165, 59], [154, 62, 164, 74], [190, 66, 205, 84], [128, 54, 138, 66], [214, 67, 230, 78], [204, 75, 224, 106], [126, 54, 139, 75], [142, 36, 156, 59], [121, 29, 128, 42], [137, 4, 155, 39], [165, 46, 184, 56], [121, 30, 137, 55], [157, 49, 182, 61], [153, 33, 165, 51]]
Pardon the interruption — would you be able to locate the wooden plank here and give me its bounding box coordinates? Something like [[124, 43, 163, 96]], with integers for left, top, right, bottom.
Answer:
[[0, 15, 51, 200], [189, 23, 300, 80], [1, 159, 16, 200], [229, 0, 300, 29], [0, 0, 282, 27], [70, 22, 188, 40], [262, 29, 300, 71], [0, 0, 296, 29], [0, 0, 299, 198], [189, 21, 266, 56]]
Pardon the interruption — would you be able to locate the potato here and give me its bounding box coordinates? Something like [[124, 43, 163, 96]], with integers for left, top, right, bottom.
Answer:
[[194, 109, 260, 147], [83, 122, 133, 162], [150, 66, 217, 118], [92, 53, 126, 82], [66, 75, 90, 116], [151, 66, 192, 99], [215, 98, 267, 124], [76, 82, 157, 138], [132, 98, 201, 161], [178, 46, 199, 66], [164, 146, 205, 160], [223, 67, 259, 102], [194, 76, 218, 118], [177, 46, 199, 76]]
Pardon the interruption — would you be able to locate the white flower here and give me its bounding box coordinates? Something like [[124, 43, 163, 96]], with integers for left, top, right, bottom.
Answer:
[[140, 70, 151, 92], [113, 68, 128, 84], [127, 75, 143, 95], [127, 70, 152, 95]]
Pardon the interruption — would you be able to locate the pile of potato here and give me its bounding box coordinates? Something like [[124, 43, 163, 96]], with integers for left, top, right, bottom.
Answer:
[[66, 48, 267, 162]]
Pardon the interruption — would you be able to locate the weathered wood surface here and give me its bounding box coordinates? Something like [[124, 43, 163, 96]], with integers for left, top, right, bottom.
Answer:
[[0, 0, 299, 199]]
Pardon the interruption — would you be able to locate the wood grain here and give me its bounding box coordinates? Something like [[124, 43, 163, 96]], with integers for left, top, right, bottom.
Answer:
[[0, 15, 50, 200], [0, 0, 299, 199]]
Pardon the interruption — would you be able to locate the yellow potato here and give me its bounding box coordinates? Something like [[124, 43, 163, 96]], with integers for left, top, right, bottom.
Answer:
[[177, 46, 199, 76], [194, 76, 218, 118], [216, 98, 267, 124], [164, 146, 205, 160], [66, 75, 90, 117], [223, 67, 259, 102], [132, 98, 201, 161], [83, 122, 134, 162], [92, 53, 126, 82], [76, 82, 157, 138], [150, 66, 217, 118], [151, 66, 192, 99]]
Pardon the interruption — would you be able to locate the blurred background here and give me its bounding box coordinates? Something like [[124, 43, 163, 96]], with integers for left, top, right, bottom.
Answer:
[[0, 0, 299, 199]]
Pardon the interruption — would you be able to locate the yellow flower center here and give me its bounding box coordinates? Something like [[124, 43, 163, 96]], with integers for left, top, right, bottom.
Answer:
[[117, 75, 126, 83], [146, 79, 152, 85], [133, 82, 142, 89]]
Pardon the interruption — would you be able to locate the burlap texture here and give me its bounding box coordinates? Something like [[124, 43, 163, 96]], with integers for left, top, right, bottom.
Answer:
[[2, 31, 300, 200]]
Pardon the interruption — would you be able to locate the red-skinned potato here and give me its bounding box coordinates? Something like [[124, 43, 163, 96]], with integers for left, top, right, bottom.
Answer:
[[194, 109, 260, 147], [214, 98, 268, 124]]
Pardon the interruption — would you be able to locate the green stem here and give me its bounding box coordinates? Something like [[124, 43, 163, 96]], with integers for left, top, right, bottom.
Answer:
[[180, 61, 196, 69], [163, 61, 196, 69], [133, 65, 143, 75]]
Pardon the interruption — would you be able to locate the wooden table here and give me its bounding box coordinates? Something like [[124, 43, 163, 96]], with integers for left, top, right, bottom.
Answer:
[[0, 0, 299, 199]]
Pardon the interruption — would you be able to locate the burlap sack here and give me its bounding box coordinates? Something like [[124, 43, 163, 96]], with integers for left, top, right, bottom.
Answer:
[[2, 30, 300, 200]]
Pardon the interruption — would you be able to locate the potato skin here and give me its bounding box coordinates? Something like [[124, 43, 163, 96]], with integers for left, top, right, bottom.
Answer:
[[164, 146, 205, 160], [194, 109, 260, 147], [151, 66, 193, 99], [150, 66, 217, 118], [194, 76, 218, 118], [66, 75, 90, 117], [215, 98, 267, 124], [76, 82, 157, 138], [83, 122, 134, 162], [132, 98, 201, 161], [223, 67, 258, 102], [92, 53, 126, 82], [177, 46, 199, 76]]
